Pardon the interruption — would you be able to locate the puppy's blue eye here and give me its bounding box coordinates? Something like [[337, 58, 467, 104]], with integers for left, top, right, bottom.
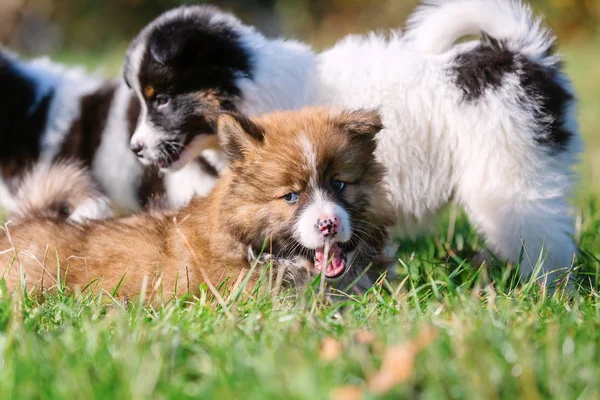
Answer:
[[332, 180, 345, 191], [282, 192, 300, 204]]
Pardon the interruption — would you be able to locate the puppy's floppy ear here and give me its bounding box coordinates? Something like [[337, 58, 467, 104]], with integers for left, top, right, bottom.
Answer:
[[335, 109, 384, 138], [217, 111, 265, 162]]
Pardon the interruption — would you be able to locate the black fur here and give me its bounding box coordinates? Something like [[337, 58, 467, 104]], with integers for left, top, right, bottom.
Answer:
[[451, 36, 574, 152], [197, 156, 220, 177], [451, 37, 517, 101], [139, 7, 251, 123], [518, 57, 574, 152], [0, 53, 52, 179], [59, 84, 117, 164], [127, 95, 141, 135]]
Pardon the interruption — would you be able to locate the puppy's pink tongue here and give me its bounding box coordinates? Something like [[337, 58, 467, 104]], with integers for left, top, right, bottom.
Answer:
[[314, 243, 345, 278]]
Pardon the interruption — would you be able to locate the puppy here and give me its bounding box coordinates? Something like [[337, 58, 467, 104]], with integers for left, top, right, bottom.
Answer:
[[124, 0, 580, 285], [0, 108, 396, 297], [0, 50, 224, 219]]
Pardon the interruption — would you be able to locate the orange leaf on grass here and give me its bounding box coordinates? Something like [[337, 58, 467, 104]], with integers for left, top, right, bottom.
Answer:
[[330, 385, 363, 400], [367, 326, 437, 394], [320, 337, 343, 361]]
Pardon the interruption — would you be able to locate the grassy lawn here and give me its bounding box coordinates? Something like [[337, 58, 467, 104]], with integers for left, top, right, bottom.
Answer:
[[1, 39, 600, 399]]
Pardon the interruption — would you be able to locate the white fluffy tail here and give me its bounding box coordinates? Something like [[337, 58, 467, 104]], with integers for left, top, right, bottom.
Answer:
[[404, 0, 558, 66], [12, 160, 113, 223]]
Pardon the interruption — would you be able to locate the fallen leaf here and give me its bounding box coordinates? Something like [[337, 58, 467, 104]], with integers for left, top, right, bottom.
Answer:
[[320, 337, 342, 361], [330, 385, 363, 400], [367, 326, 437, 394]]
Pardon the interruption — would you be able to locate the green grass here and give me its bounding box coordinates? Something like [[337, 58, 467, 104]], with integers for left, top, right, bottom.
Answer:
[[1, 238, 599, 399], [2, 39, 600, 399]]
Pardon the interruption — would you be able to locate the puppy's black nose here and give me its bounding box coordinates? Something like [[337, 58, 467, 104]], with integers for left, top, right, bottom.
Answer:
[[130, 141, 144, 156]]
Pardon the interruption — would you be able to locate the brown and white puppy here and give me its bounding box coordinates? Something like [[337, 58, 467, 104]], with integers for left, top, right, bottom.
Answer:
[[1, 108, 396, 297]]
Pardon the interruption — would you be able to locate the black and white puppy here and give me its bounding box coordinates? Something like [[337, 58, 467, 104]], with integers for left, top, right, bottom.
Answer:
[[124, 5, 310, 206], [124, 0, 581, 285], [0, 50, 221, 218]]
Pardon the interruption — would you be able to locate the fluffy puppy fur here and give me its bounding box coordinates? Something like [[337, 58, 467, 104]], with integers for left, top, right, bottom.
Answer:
[[0, 50, 224, 219], [124, 0, 581, 285], [11, 160, 112, 223], [0, 108, 395, 297]]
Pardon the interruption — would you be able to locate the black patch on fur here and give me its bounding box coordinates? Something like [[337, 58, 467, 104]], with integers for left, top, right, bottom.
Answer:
[[0, 53, 52, 179], [59, 83, 117, 164], [50, 200, 72, 221], [126, 93, 141, 135], [452, 36, 574, 152], [137, 166, 165, 208], [517, 58, 574, 152], [197, 156, 220, 178], [451, 37, 517, 101]]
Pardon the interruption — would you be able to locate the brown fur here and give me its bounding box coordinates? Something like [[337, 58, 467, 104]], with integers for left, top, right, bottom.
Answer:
[[1, 107, 396, 297], [193, 89, 227, 128], [144, 85, 155, 98]]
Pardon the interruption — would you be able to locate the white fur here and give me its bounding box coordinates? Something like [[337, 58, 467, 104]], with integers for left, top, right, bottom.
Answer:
[[164, 161, 218, 209], [92, 82, 145, 214], [201, 148, 229, 173], [403, 0, 559, 65], [69, 197, 113, 223], [235, 35, 315, 116], [129, 118, 168, 166], [300, 135, 318, 185], [13, 160, 114, 222], [0, 179, 18, 214], [295, 189, 352, 249]]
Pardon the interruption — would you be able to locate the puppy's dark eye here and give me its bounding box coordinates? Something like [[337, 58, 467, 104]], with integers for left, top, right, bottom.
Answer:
[[156, 95, 169, 108], [332, 180, 346, 191], [282, 192, 300, 204]]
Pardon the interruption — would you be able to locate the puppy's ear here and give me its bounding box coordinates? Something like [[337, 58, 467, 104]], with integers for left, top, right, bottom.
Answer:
[[217, 111, 265, 162], [335, 109, 383, 138]]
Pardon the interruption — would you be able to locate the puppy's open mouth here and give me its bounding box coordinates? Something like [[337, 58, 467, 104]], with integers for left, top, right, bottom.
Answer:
[[314, 242, 347, 278]]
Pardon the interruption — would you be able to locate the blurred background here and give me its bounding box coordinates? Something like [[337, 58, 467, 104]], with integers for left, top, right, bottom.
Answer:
[[1, 0, 598, 60], [0, 0, 599, 195]]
